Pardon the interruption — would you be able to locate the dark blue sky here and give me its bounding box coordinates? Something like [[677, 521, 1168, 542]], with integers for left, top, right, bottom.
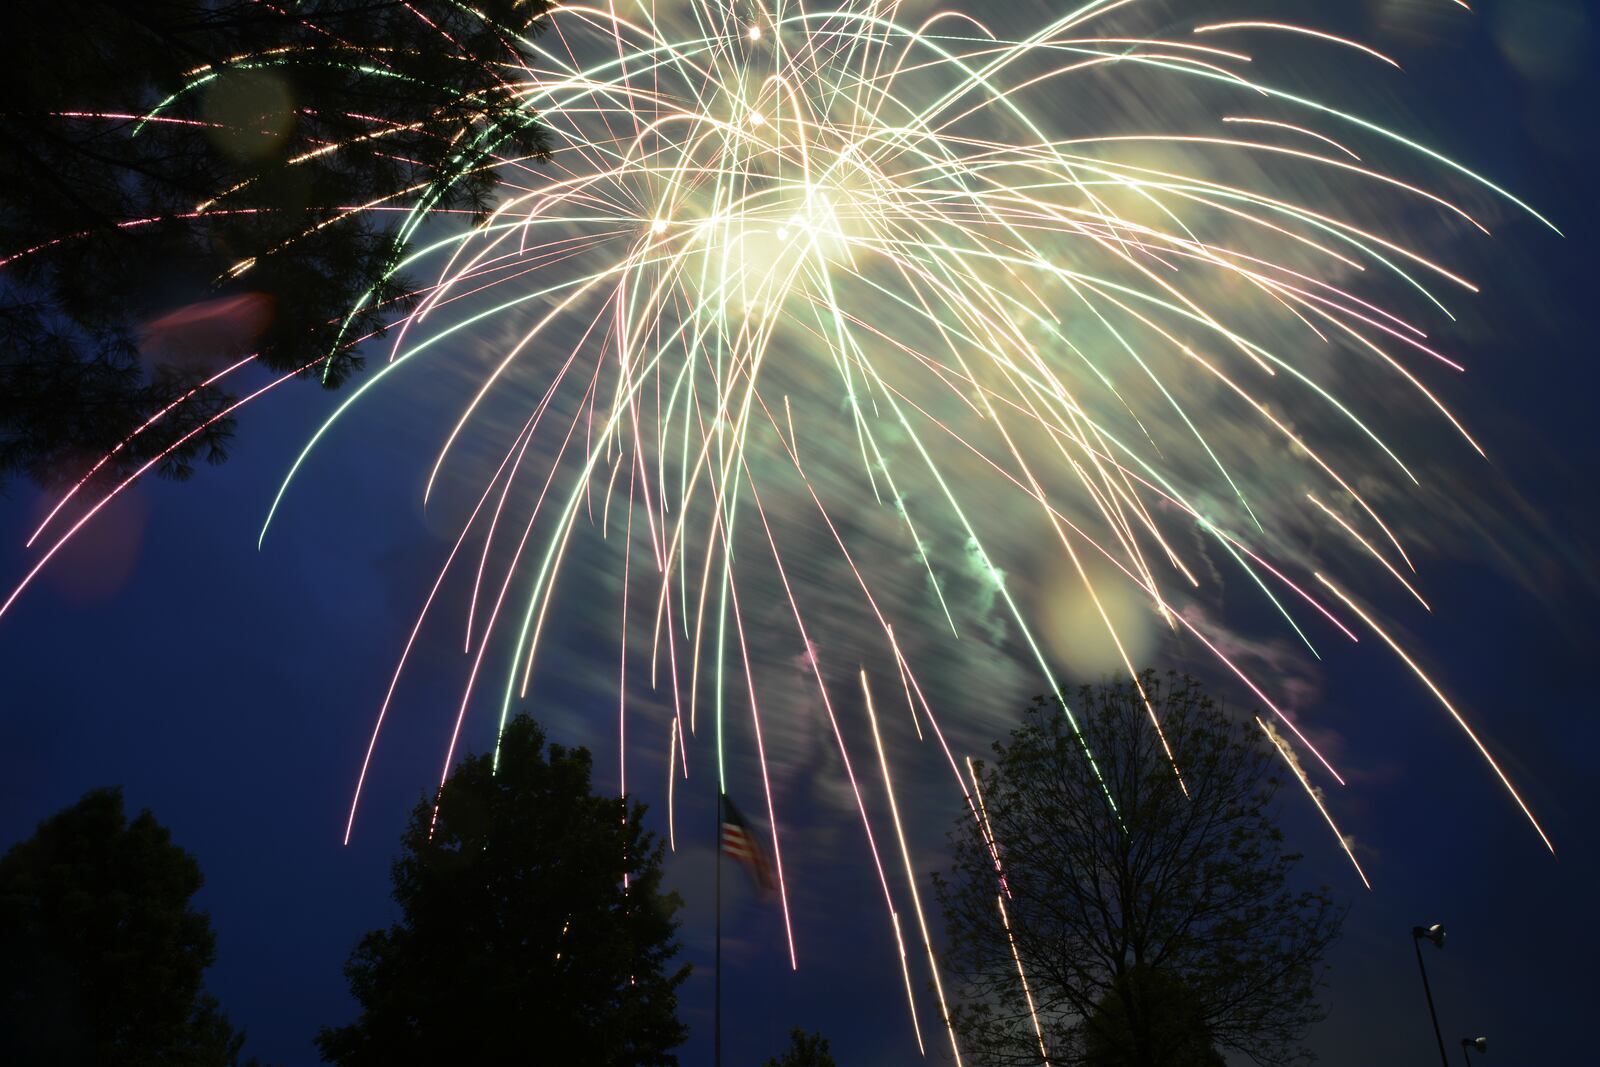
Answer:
[[3, 3, 1598, 1065]]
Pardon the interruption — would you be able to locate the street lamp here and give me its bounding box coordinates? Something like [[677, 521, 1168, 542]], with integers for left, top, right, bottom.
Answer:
[[1460, 1036, 1487, 1065], [1411, 924, 1449, 1067]]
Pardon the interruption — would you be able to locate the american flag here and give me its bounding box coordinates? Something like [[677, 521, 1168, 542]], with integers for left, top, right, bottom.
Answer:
[[720, 795, 776, 893]]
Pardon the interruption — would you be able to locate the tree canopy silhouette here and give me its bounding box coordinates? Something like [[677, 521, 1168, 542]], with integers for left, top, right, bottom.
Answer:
[[0, 787, 249, 1066], [317, 714, 689, 1066], [765, 1028, 838, 1067], [0, 0, 550, 489], [935, 672, 1344, 1067], [1082, 967, 1226, 1067]]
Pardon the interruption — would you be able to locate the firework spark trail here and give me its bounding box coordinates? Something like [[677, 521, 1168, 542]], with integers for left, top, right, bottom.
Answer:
[[24, 352, 261, 549], [745, 470, 928, 1048], [1, 0, 1566, 1045], [863, 670, 963, 1066], [1316, 574, 1555, 855], [998, 894, 1052, 1065], [2, 265, 491, 622], [1257, 715, 1372, 890], [968, 753, 1051, 1060]]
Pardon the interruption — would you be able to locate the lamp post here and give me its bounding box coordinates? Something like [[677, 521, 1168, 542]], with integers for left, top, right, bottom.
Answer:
[[1411, 923, 1449, 1067], [1459, 1036, 1487, 1066]]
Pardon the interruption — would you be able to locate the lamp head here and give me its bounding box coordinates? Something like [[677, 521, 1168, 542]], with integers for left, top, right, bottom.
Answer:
[[1460, 1037, 1487, 1054], [1412, 923, 1446, 948]]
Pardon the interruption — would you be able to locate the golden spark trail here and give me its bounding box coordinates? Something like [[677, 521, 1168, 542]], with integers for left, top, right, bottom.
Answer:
[[863, 670, 963, 1066]]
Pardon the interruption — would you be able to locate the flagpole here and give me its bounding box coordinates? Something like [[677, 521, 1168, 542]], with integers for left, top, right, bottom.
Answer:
[[714, 789, 722, 1067]]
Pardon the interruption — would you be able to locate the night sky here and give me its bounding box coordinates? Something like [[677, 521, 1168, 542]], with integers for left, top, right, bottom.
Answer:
[[3, 3, 1598, 1065]]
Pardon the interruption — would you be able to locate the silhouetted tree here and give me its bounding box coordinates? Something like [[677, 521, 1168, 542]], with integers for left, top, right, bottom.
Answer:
[[1082, 968, 1225, 1067], [936, 672, 1344, 1067], [765, 1028, 838, 1067], [0, 787, 248, 1066], [0, 0, 550, 489], [317, 714, 689, 1066]]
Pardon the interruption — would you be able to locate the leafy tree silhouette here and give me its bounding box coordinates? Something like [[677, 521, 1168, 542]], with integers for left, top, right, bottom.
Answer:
[[936, 672, 1344, 1067], [1083, 967, 1227, 1067], [0, 0, 550, 490], [0, 787, 253, 1066], [765, 1028, 838, 1067], [317, 714, 690, 1066]]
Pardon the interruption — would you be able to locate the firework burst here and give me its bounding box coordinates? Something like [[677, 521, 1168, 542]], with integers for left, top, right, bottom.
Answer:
[[4, 0, 1559, 1053]]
